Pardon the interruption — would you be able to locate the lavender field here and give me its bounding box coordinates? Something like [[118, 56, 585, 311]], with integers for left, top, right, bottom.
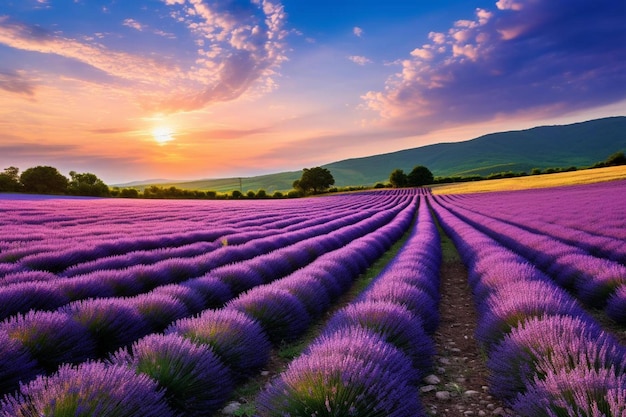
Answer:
[[0, 183, 624, 416]]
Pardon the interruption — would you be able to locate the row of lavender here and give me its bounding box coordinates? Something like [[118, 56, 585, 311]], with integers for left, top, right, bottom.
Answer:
[[256, 192, 442, 416], [1, 190, 422, 415], [0, 191, 405, 275], [430, 194, 626, 416], [0, 193, 408, 322], [435, 180, 626, 325], [0, 191, 416, 397]]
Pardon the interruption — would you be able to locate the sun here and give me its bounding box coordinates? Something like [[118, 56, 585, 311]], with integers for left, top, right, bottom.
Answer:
[[152, 126, 175, 144]]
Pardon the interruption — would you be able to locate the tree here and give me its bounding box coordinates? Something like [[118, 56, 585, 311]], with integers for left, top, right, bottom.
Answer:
[[389, 169, 408, 188], [407, 165, 434, 187], [68, 171, 109, 196], [606, 151, 626, 166], [0, 166, 21, 192], [119, 188, 139, 198], [20, 166, 69, 194], [293, 167, 335, 194]]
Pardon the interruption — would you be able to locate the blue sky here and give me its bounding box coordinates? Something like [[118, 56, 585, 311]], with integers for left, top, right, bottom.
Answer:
[[0, 0, 624, 183]]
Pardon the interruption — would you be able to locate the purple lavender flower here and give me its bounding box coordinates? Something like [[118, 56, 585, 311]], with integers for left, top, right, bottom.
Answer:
[[476, 280, 586, 351], [55, 274, 117, 300], [62, 298, 150, 357], [363, 281, 439, 334], [0, 362, 175, 417], [130, 293, 190, 332], [511, 366, 626, 417], [180, 274, 233, 308], [110, 333, 233, 416], [150, 283, 206, 314], [0, 270, 56, 285], [0, 281, 69, 322], [313, 258, 357, 296], [211, 263, 265, 295], [606, 283, 626, 325], [1, 310, 95, 372], [324, 301, 434, 374], [575, 263, 626, 309], [487, 314, 625, 403], [226, 286, 311, 344], [165, 308, 270, 375], [257, 326, 425, 417], [471, 261, 549, 304], [0, 329, 41, 396], [274, 272, 331, 319]]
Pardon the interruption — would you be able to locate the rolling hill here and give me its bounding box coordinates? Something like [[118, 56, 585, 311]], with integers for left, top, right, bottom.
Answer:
[[120, 116, 626, 193]]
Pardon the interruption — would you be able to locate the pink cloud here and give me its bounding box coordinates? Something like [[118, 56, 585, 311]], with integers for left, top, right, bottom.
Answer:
[[0, 0, 289, 114]]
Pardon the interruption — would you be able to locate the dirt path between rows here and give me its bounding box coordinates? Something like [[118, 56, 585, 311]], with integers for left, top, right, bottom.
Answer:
[[418, 232, 514, 417]]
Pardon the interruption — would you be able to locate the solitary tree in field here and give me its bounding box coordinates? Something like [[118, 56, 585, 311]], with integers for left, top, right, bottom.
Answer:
[[20, 166, 69, 194], [407, 165, 434, 187], [293, 167, 335, 194], [389, 169, 408, 188]]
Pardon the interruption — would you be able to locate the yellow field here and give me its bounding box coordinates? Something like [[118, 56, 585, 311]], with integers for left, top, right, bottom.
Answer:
[[431, 165, 626, 195]]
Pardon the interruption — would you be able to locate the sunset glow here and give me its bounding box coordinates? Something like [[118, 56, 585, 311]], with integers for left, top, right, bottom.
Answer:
[[152, 127, 175, 145], [0, 1, 624, 184]]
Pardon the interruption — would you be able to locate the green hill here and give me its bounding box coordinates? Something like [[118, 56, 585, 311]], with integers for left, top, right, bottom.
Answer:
[[124, 116, 626, 193]]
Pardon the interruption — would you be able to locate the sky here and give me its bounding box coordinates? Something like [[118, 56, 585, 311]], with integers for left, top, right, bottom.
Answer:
[[0, 0, 625, 184]]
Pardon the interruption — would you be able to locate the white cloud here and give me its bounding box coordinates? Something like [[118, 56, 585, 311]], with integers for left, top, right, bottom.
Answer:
[[363, 0, 626, 130], [122, 18, 144, 31], [348, 55, 372, 66], [353, 26, 363, 37]]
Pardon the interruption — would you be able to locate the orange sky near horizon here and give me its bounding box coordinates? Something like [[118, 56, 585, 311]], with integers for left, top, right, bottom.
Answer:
[[1, 1, 624, 184]]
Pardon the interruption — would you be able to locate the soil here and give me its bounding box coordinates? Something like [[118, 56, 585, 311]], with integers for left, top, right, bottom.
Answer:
[[420, 256, 514, 417]]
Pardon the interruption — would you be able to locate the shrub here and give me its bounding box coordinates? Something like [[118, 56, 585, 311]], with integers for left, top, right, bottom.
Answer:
[[150, 284, 205, 315], [0, 330, 41, 396], [165, 309, 270, 375], [211, 263, 265, 295], [475, 280, 586, 352], [575, 263, 626, 309], [0, 362, 175, 417], [257, 326, 424, 417], [227, 287, 311, 344], [274, 272, 331, 319], [363, 282, 439, 334], [0, 281, 69, 322], [63, 298, 149, 357], [181, 275, 233, 309], [606, 284, 626, 325], [324, 301, 434, 375], [2, 310, 95, 372], [511, 367, 625, 417], [131, 293, 190, 333], [487, 314, 625, 402], [110, 334, 233, 416]]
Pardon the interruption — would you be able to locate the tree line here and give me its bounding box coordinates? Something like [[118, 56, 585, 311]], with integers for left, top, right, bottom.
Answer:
[[2, 152, 623, 198], [0, 166, 109, 197], [0, 165, 340, 199]]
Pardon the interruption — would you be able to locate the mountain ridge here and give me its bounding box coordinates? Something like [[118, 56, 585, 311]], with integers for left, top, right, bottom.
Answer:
[[116, 116, 626, 192]]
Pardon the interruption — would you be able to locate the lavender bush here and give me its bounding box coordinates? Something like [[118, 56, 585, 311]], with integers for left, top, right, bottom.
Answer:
[[110, 333, 233, 416], [257, 326, 424, 417], [165, 308, 271, 375], [0, 362, 175, 417]]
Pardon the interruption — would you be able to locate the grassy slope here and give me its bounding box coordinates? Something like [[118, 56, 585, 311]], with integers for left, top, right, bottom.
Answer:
[[125, 116, 625, 193], [323, 116, 626, 185]]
